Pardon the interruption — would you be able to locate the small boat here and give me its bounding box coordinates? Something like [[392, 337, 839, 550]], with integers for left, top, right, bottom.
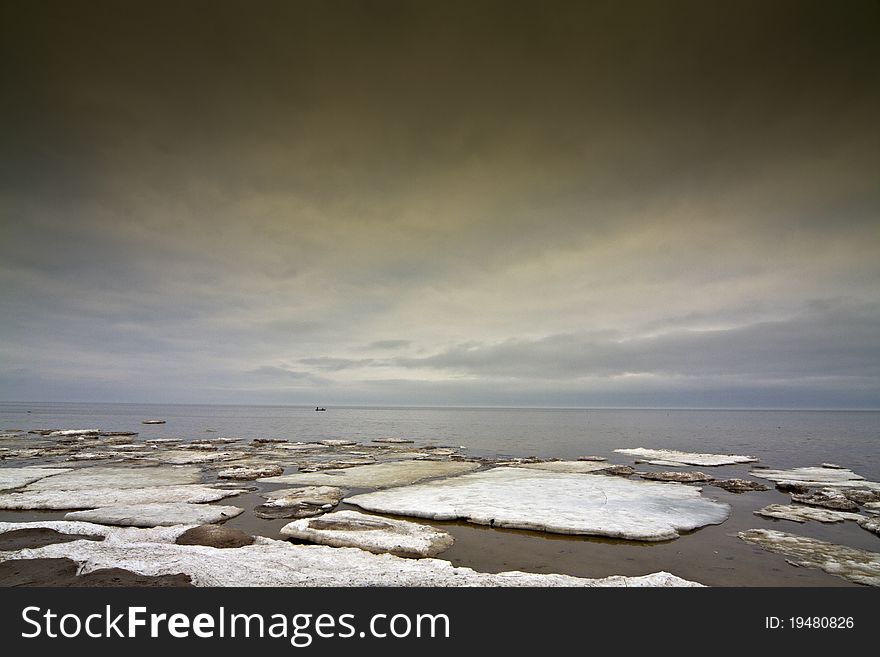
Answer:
[[315, 407, 327, 412], [142, 419, 166, 424]]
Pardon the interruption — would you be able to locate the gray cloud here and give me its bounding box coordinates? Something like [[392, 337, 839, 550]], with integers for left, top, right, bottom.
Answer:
[[389, 304, 880, 382], [367, 340, 412, 350], [298, 357, 377, 371], [0, 1, 878, 407]]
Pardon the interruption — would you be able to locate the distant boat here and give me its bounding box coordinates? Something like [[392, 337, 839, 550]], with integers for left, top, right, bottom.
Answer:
[[315, 407, 327, 412], [142, 419, 166, 424]]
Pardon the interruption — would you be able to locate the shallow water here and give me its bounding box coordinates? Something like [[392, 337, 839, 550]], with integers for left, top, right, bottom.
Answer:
[[1, 403, 878, 586]]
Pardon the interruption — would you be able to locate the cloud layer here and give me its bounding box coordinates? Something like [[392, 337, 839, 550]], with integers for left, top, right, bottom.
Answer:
[[1, 1, 879, 407]]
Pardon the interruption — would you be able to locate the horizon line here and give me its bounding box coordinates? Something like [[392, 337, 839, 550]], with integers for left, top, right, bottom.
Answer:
[[1, 400, 879, 412]]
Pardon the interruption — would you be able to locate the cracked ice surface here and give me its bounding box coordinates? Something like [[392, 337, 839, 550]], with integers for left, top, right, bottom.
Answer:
[[346, 467, 730, 541], [258, 459, 479, 489], [754, 504, 864, 524], [0, 484, 246, 510], [0, 522, 703, 587], [65, 502, 244, 527], [281, 510, 454, 557], [748, 466, 880, 490], [0, 520, 192, 544], [24, 465, 203, 490], [614, 448, 758, 466], [0, 467, 72, 491], [738, 529, 880, 586]]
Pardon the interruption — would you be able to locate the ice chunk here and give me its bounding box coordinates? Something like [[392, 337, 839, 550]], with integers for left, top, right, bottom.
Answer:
[[346, 466, 730, 541]]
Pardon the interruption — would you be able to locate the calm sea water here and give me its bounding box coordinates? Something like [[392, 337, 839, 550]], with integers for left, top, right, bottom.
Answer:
[[2, 402, 878, 479]]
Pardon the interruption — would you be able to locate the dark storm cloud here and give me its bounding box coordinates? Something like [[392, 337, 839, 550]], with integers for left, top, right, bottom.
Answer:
[[1, 1, 879, 406]]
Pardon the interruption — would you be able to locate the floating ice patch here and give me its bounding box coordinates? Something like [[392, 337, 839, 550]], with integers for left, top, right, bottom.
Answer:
[[738, 529, 880, 586], [258, 459, 479, 489], [0, 520, 192, 544], [0, 467, 72, 491], [217, 464, 284, 480], [0, 484, 246, 510], [346, 466, 730, 541], [754, 504, 864, 523], [638, 471, 714, 483], [707, 479, 769, 493], [254, 486, 345, 519], [790, 489, 860, 511], [614, 448, 758, 466], [24, 465, 203, 490], [749, 466, 880, 490], [281, 510, 454, 558], [65, 502, 243, 527]]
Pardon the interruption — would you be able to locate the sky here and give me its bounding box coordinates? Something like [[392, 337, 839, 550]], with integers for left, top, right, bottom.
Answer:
[[1, 0, 879, 408]]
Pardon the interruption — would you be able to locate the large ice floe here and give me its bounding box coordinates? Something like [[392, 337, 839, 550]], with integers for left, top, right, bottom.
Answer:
[[346, 466, 730, 541], [748, 466, 880, 490], [0, 484, 246, 510], [64, 502, 244, 527], [0, 467, 71, 491], [614, 448, 758, 467], [280, 510, 454, 557], [738, 529, 880, 586], [258, 459, 479, 489], [0, 521, 703, 587], [23, 465, 203, 490]]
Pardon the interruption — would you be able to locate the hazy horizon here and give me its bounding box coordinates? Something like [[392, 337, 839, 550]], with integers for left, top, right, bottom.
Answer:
[[4, 400, 880, 412], [2, 1, 879, 409]]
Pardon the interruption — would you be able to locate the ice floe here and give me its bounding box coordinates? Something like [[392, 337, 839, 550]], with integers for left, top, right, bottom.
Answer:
[[749, 466, 880, 490], [0, 484, 246, 510], [707, 478, 769, 493], [254, 486, 345, 519], [217, 464, 284, 480], [0, 521, 703, 586], [346, 466, 730, 541], [258, 459, 479, 489], [754, 504, 864, 523], [24, 465, 203, 490], [738, 528, 880, 586], [0, 466, 71, 491], [0, 520, 191, 544], [65, 503, 244, 527], [790, 489, 860, 511], [280, 510, 454, 557], [638, 471, 714, 483], [615, 448, 758, 466]]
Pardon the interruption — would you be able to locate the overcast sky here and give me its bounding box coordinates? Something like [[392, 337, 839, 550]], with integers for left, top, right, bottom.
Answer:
[[1, 1, 879, 407]]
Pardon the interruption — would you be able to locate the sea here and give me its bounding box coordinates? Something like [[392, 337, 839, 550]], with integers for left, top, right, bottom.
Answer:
[[1, 402, 877, 479], [2, 402, 879, 586]]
